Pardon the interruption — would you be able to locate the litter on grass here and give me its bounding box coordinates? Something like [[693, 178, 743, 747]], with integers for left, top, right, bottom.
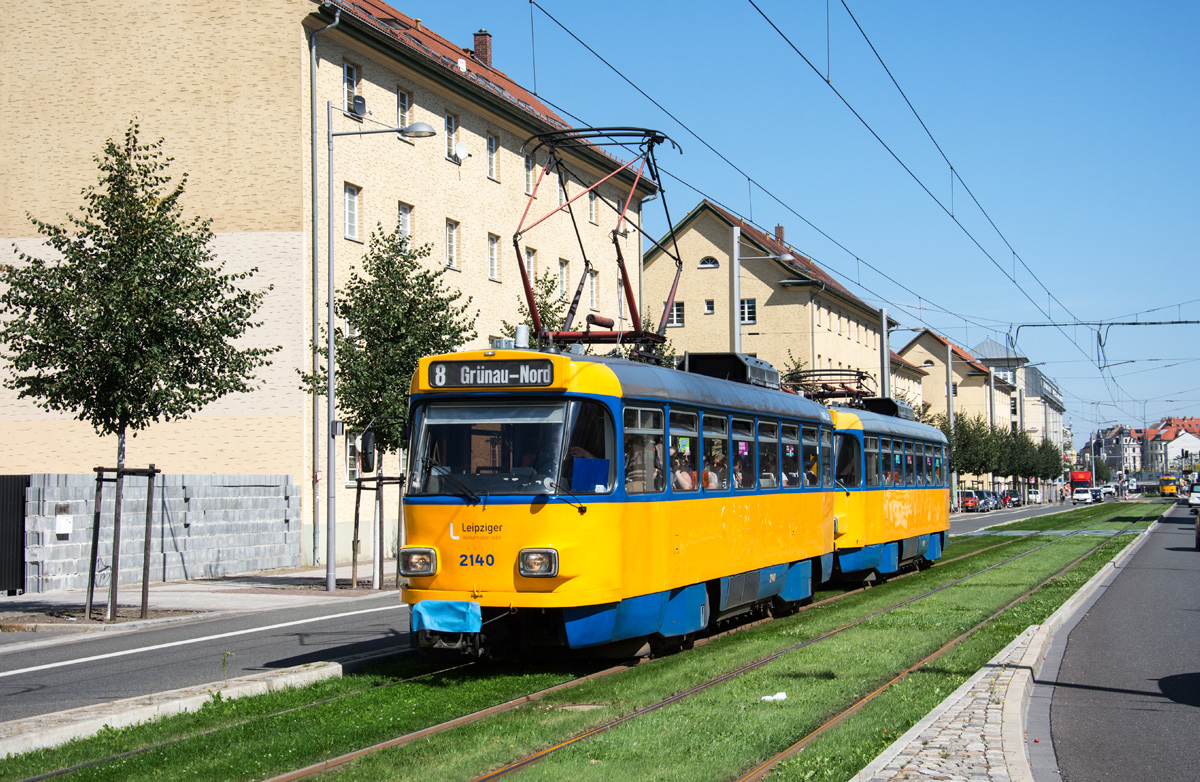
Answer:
[[760, 692, 787, 702]]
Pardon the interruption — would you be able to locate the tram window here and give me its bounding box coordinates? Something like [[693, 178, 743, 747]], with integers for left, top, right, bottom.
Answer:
[[623, 406, 665, 494], [864, 436, 881, 487], [821, 428, 834, 487], [781, 423, 800, 488], [732, 418, 756, 489], [802, 425, 820, 487], [915, 442, 925, 487], [834, 432, 862, 488], [942, 445, 949, 484], [905, 441, 916, 487], [669, 410, 699, 492], [924, 444, 934, 486], [758, 422, 779, 489], [702, 414, 730, 490], [892, 439, 905, 486], [879, 437, 892, 486], [561, 400, 615, 493]]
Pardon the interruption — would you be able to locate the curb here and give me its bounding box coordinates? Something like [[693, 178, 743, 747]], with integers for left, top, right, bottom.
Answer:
[[0, 646, 408, 758]]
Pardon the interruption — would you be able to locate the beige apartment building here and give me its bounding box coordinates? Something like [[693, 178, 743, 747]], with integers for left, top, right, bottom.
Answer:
[[1, 0, 652, 564], [642, 200, 892, 386]]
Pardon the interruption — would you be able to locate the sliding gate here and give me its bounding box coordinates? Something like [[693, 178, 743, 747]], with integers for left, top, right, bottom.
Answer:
[[0, 475, 29, 595]]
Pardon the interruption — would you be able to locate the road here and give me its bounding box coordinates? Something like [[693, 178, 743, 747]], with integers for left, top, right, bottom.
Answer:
[[0, 595, 411, 723], [949, 497, 1077, 534]]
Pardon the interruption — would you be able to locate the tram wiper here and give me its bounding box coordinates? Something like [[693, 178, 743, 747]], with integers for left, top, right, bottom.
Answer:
[[424, 454, 481, 504], [546, 479, 588, 514]]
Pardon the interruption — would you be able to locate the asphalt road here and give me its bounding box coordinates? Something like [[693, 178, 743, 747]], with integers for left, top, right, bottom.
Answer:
[[0, 596, 411, 723], [1050, 503, 1200, 782], [949, 498, 1076, 534]]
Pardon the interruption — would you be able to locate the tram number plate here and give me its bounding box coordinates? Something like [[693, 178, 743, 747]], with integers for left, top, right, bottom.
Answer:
[[461, 554, 495, 567], [429, 359, 554, 388]]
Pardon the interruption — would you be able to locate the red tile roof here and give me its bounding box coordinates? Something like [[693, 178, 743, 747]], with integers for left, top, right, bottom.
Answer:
[[900, 329, 996, 378]]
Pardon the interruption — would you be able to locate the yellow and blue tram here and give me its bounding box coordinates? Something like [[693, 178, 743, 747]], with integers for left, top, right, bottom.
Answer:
[[398, 349, 947, 656]]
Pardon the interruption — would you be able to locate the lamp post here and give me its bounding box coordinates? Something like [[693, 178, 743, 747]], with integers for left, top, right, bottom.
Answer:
[[730, 226, 792, 354], [324, 98, 435, 591]]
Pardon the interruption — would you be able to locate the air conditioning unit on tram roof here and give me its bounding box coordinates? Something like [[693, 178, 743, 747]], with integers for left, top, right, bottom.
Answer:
[[682, 352, 781, 390]]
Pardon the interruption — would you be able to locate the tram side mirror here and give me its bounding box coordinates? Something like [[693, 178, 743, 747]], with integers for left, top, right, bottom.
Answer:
[[360, 430, 376, 474]]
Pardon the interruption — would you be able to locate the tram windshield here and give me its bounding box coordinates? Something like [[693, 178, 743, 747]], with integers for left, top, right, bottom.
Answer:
[[408, 399, 615, 497]]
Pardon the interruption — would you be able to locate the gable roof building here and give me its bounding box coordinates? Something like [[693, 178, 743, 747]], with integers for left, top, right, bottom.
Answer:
[[642, 199, 894, 391]]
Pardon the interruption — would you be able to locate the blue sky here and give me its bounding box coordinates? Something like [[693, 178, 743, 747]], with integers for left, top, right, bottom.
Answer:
[[399, 0, 1200, 446]]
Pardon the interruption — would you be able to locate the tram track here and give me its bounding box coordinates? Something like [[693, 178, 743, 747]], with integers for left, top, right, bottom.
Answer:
[[13, 506, 1148, 782]]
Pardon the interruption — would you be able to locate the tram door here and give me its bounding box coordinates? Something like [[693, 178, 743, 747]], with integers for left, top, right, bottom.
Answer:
[[833, 432, 866, 546]]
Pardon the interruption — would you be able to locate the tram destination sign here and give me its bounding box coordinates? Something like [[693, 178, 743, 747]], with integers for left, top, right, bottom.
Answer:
[[428, 358, 554, 388]]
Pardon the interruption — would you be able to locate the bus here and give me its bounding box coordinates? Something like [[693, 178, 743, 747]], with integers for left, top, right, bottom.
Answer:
[[1160, 475, 1180, 497]]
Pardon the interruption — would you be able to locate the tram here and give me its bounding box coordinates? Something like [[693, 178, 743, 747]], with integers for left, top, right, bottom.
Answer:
[[399, 349, 835, 656]]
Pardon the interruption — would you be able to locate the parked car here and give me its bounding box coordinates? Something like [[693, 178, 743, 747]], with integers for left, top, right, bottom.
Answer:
[[1189, 484, 1200, 515], [978, 491, 998, 512], [959, 490, 980, 512], [1071, 488, 1093, 505], [1100, 484, 1116, 497], [1028, 489, 1042, 504], [1001, 489, 1022, 507], [986, 490, 1003, 510]]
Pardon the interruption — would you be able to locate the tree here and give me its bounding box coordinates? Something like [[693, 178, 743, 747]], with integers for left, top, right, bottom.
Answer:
[[1036, 438, 1062, 481], [300, 224, 476, 456], [0, 122, 277, 473]]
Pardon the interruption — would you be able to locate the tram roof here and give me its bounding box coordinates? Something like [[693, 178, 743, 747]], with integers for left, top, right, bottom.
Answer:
[[832, 406, 949, 444], [580, 355, 832, 424]]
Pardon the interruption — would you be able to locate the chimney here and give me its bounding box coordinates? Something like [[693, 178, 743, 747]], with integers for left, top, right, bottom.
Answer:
[[414, 18, 421, 31], [774, 223, 785, 244], [474, 29, 492, 68]]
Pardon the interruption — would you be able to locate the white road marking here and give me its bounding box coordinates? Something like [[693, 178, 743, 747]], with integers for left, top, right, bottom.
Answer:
[[0, 604, 405, 679]]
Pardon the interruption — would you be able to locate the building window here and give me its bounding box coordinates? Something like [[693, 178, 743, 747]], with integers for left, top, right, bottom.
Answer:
[[343, 183, 360, 241], [705, 299, 715, 315], [525, 247, 537, 276], [666, 301, 684, 327], [397, 87, 412, 128], [1011, 398, 1018, 414], [525, 153, 535, 195], [588, 191, 597, 223], [397, 202, 412, 240], [346, 431, 360, 486], [486, 133, 499, 180], [557, 173, 567, 206], [589, 270, 598, 310], [445, 220, 458, 269], [558, 259, 569, 299], [699, 256, 719, 269], [488, 233, 500, 280], [952, 382, 958, 397], [740, 298, 756, 324], [444, 112, 459, 161], [343, 61, 360, 113]]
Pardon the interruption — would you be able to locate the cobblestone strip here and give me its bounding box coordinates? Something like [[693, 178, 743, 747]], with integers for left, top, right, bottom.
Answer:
[[852, 627, 1035, 782]]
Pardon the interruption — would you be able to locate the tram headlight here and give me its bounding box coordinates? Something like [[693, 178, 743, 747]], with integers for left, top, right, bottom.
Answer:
[[400, 548, 437, 577], [518, 548, 558, 578]]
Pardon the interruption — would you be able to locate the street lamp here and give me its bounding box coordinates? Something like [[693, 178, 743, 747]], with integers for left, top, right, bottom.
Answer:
[[324, 97, 435, 591], [730, 226, 792, 353]]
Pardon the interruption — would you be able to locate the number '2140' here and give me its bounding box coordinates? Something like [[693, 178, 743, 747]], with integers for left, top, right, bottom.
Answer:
[[460, 554, 494, 567]]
